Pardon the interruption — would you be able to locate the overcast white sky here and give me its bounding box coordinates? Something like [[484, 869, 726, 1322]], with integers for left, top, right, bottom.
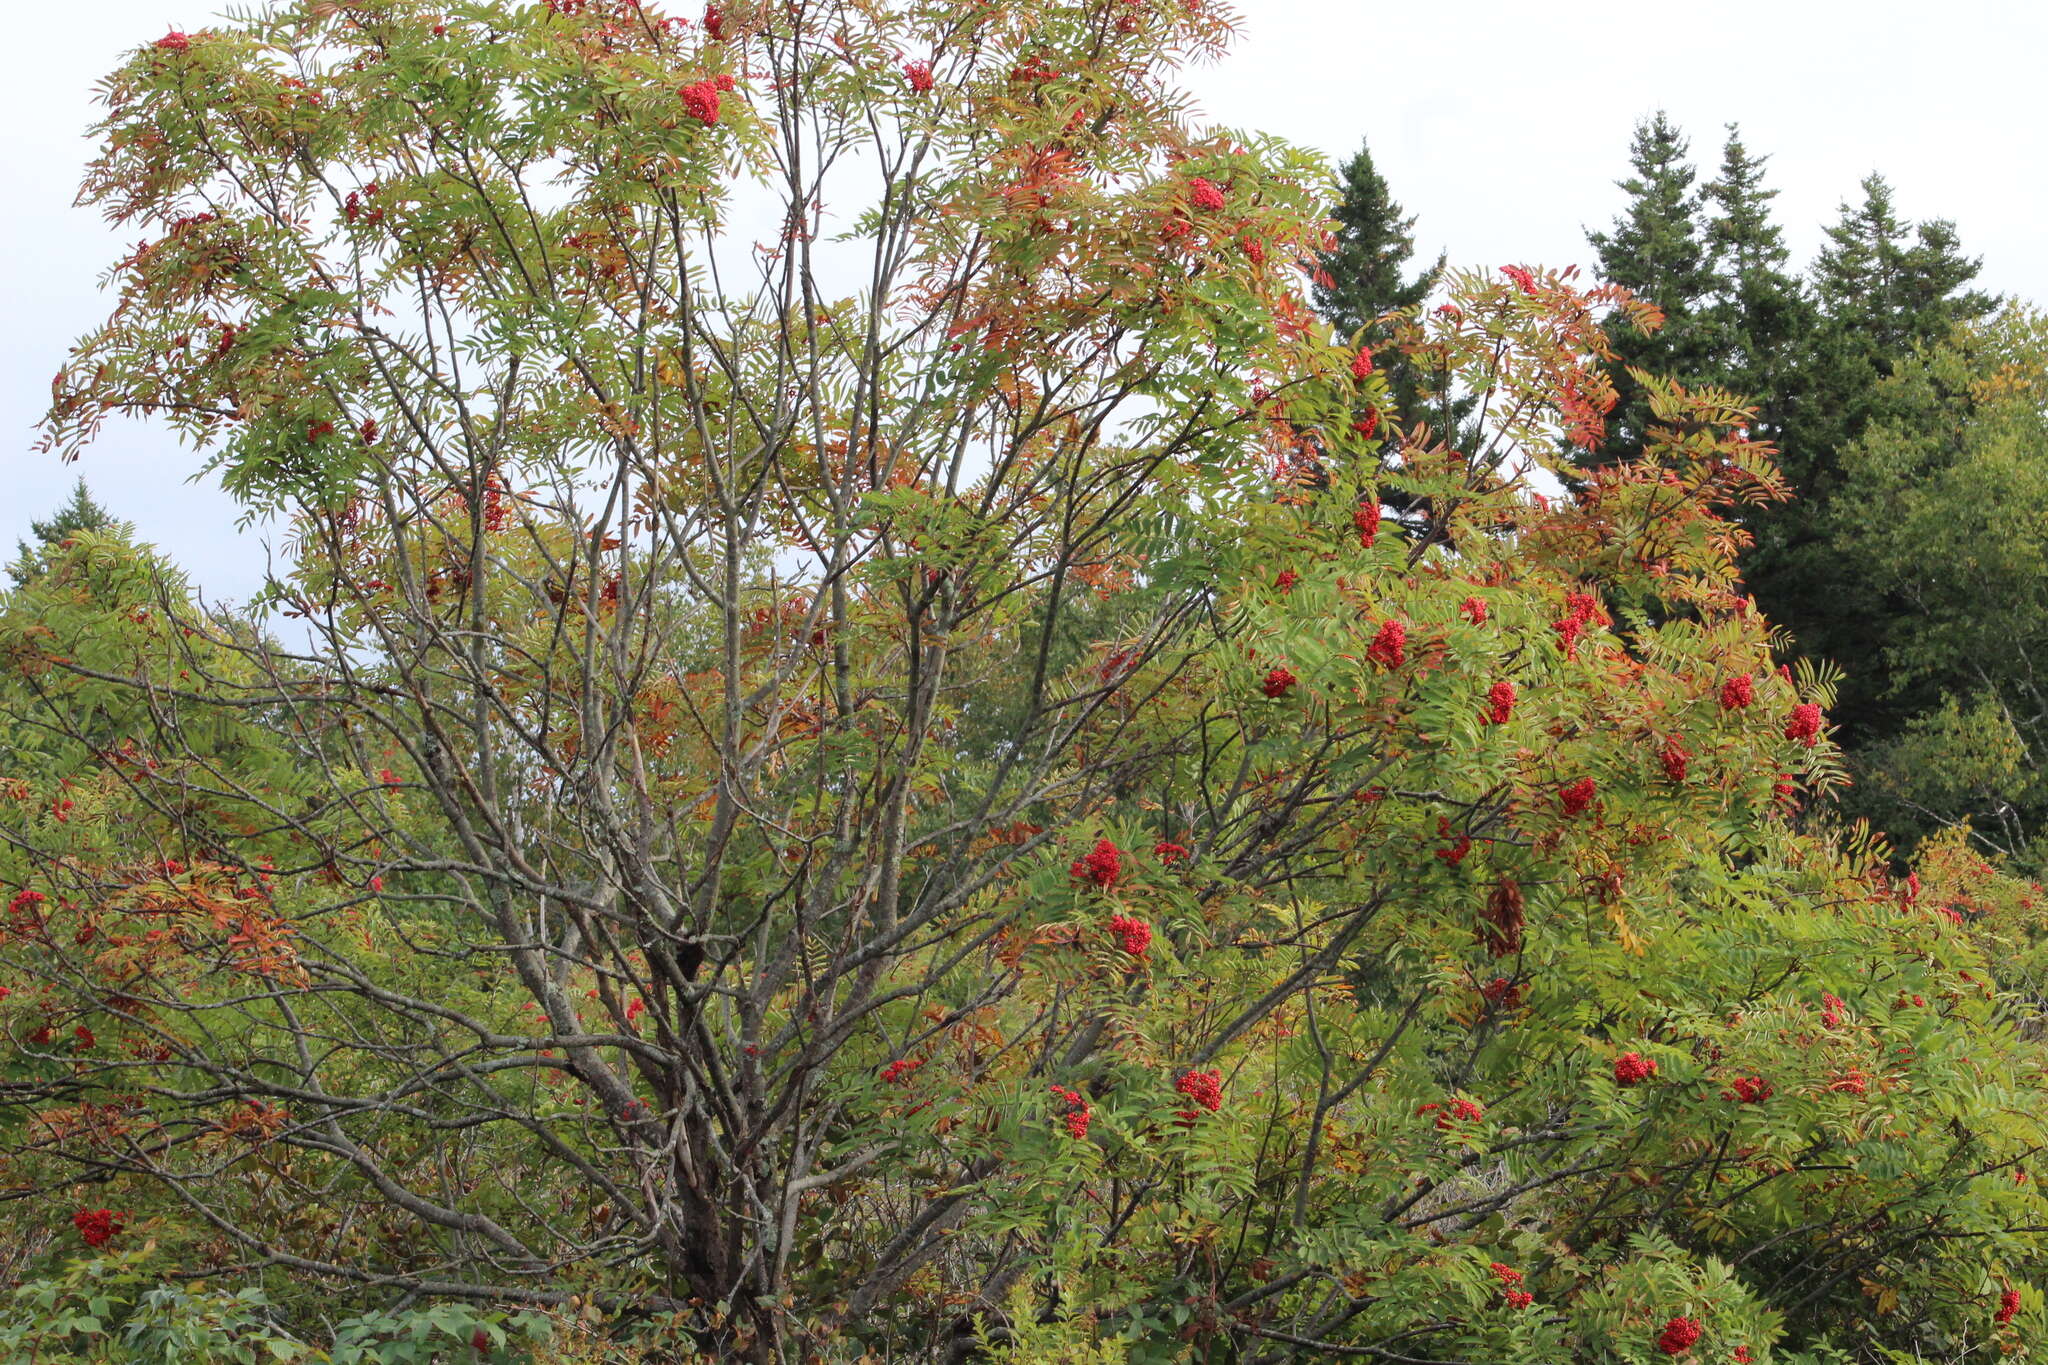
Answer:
[[5, 0, 2044, 602]]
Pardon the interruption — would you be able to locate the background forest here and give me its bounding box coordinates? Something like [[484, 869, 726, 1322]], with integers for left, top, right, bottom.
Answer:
[[4, 3, 2048, 1364]]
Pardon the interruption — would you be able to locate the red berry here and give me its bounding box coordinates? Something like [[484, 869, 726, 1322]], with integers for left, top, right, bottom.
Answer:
[[1785, 702, 1823, 746], [1367, 619, 1406, 669], [1106, 913, 1151, 956], [1655, 1316, 1702, 1355], [680, 79, 722, 124], [1069, 838, 1124, 888], [1484, 680, 1515, 725], [1613, 1051, 1657, 1087]]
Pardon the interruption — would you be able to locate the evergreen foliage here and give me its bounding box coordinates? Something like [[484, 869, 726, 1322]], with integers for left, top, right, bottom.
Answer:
[[1313, 137, 1454, 436], [1747, 173, 1998, 742], [1699, 126, 1810, 451], [1584, 118, 2006, 823], [1314, 138, 1434, 342], [1585, 113, 1721, 464], [8, 480, 121, 587]]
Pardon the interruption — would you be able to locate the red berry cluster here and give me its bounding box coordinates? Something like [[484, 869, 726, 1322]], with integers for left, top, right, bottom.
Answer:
[[1350, 348, 1374, 380], [1720, 673, 1754, 711], [1153, 840, 1189, 865], [681, 79, 723, 124], [1559, 777, 1596, 817], [1460, 595, 1488, 625], [1070, 838, 1124, 888], [1274, 569, 1298, 592], [1613, 1051, 1658, 1087], [73, 1207, 124, 1247], [1367, 619, 1407, 669], [1175, 1068, 1223, 1114], [1490, 1262, 1533, 1309], [1655, 1316, 1702, 1355], [1567, 590, 1602, 620], [1500, 264, 1535, 294], [1354, 503, 1379, 549], [903, 60, 934, 94], [1723, 1075, 1773, 1104], [1785, 702, 1823, 746], [1106, 914, 1151, 957], [879, 1057, 922, 1084], [1262, 666, 1298, 699], [1997, 1287, 2022, 1324], [1659, 738, 1691, 783], [1187, 177, 1226, 212], [1434, 817, 1473, 867], [1418, 1096, 1485, 1130], [1553, 590, 1603, 660], [1484, 680, 1516, 725], [1048, 1085, 1091, 1139]]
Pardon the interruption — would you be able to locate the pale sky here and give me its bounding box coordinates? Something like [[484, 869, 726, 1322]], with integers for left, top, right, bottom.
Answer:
[[5, 0, 2043, 602]]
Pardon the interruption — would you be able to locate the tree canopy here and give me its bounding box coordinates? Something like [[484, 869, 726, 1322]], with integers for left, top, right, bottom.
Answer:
[[5, 6, 2048, 1365]]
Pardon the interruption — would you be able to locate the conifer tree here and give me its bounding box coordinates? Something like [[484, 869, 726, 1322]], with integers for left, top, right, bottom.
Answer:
[[8, 479, 121, 586], [1585, 112, 1720, 464], [1813, 175, 1995, 354], [1700, 125, 1810, 450], [1314, 137, 1448, 435], [1315, 138, 1432, 342], [1802, 174, 1996, 468], [1750, 175, 1998, 745]]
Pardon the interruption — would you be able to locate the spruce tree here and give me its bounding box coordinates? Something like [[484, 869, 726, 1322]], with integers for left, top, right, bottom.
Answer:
[[1315, 138, 1432, 341], [1776, 174, 1997, 505], [1749, 175, 1998, 745], [1585, 112, 1721, 464], [1700, 125, 1810, 450], [1314, 138, 1447, 434], [8, 479, 121, 587]]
